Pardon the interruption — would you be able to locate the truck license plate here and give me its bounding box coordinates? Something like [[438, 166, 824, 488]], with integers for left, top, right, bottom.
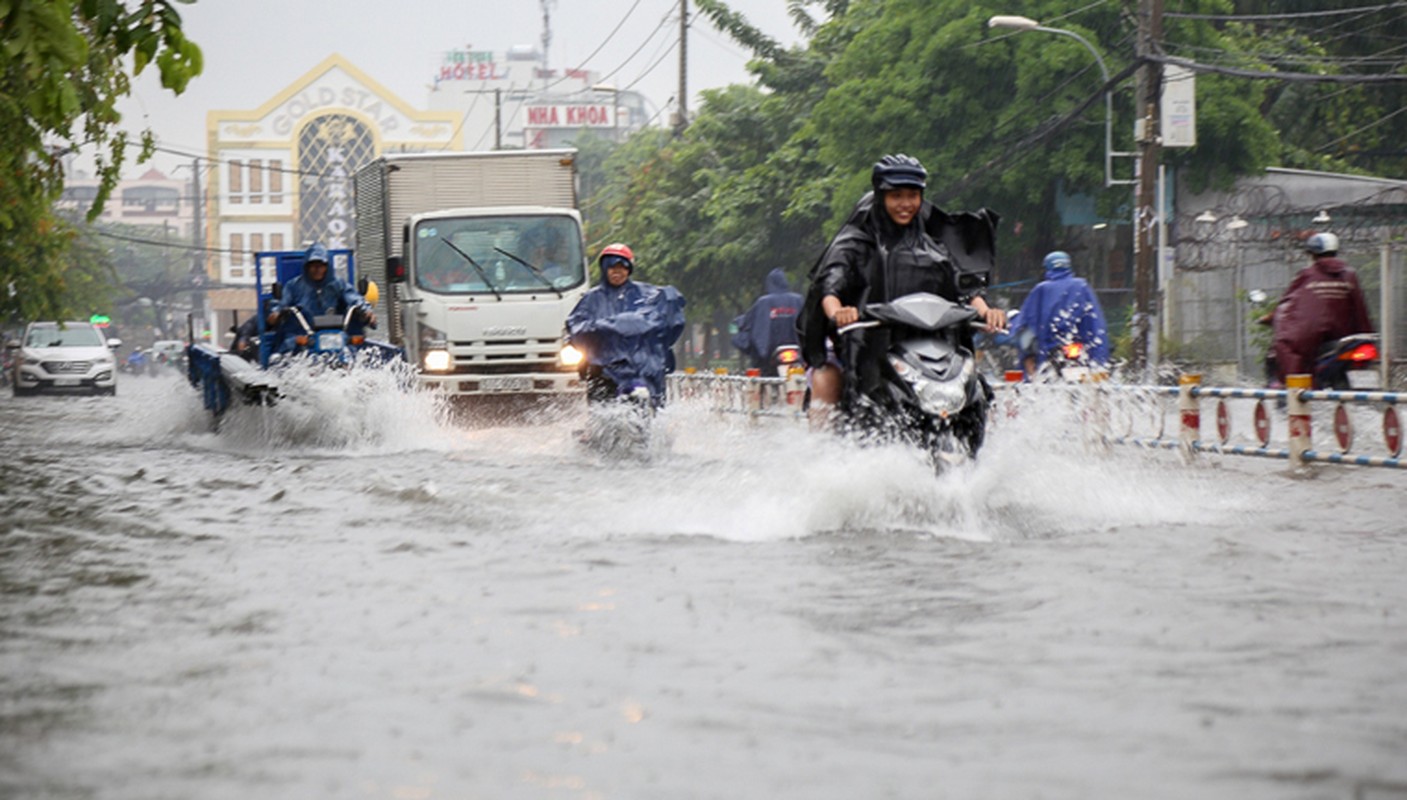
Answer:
[[481, 376, 531, 393]]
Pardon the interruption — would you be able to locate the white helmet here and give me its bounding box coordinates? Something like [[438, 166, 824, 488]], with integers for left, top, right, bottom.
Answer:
[[1305, 232, 1339, 256]]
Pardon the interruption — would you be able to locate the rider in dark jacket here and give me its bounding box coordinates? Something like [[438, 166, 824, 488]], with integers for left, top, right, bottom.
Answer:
[[797, 154, 1005, 419], [1270, 232, 1374, 383], [565, 243, 687, 406], [732, 268, 803, 371]]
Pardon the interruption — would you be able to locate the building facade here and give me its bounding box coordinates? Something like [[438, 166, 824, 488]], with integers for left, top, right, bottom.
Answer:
[[204, 54, 459, 331]]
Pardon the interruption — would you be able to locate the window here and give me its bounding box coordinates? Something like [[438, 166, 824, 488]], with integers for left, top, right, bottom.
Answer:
[[228, 160, 243, 204], [269, 161, 284, 203], [230, 233, 244, 266], [248, 159, 263, 204]]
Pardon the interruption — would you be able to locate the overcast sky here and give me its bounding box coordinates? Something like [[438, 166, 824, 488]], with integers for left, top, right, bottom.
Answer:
[[112, 0, 804, 177]]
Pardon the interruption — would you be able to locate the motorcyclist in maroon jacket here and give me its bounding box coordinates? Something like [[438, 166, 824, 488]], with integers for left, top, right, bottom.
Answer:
[[1267, 232, 1373, 386]]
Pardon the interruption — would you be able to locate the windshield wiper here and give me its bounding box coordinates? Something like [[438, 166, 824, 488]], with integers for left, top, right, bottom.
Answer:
[[492, 247, 563, 298], [438, 237, 501, 301]]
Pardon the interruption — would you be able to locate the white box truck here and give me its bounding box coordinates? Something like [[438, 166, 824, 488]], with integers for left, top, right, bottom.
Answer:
[[353, 149, 589, 396]]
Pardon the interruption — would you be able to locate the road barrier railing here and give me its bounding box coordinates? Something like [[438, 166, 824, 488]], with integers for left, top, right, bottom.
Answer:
[[673, 367, 1402, 470]]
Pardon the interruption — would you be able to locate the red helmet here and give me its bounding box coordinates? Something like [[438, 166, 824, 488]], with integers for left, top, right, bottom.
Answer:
[[599, 243, 634, 271]]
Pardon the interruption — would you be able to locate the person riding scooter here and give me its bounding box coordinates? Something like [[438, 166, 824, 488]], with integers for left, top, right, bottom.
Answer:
[[1013, 250, 1110, 380], [1267, 231, 1373, 387], [565, 243, 687, 408], [733, 268, 803, 373], [797, 153, 1006, 431]]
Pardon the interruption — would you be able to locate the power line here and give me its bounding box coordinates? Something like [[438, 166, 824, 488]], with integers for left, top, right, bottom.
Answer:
[[1151, 53, 1407, 82], [1165, 3, 1406, 21]]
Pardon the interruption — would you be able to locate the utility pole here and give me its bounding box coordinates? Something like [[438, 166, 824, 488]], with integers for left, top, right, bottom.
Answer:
[[189, 156, 207, 338], [1132, 0, 1163, 372], [674, 0, 688, 136]]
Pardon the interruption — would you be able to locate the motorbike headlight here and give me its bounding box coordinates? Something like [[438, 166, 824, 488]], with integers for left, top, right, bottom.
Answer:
[[423, 349, 451, 372], [559, 344, 584, 367], [911, 358, 975, 417]]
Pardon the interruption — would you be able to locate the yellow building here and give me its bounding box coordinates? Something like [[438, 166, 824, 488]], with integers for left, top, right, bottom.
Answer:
[[204, 54, 459, 331]]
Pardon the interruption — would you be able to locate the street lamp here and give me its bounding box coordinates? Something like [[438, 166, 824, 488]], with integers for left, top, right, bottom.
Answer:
[[988, 15, 1134, 189]]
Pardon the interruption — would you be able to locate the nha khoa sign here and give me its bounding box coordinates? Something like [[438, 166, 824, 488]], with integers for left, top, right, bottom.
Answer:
[[525, 104, 615, 129]]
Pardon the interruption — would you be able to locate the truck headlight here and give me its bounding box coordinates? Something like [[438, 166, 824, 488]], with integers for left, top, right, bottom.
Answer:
[[423, 349, 451, 372], [559, 344, 584, 367]]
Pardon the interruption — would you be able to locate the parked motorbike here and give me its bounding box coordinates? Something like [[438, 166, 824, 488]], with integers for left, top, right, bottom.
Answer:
[[836, 292, 994, 468]]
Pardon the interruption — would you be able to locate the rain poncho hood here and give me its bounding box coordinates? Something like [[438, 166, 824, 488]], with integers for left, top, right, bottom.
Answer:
[[566, 276, 687, 401], [1014, 265, 1110, 365], [732, 268, 802, 368], [1271, 256, 1374, 378]]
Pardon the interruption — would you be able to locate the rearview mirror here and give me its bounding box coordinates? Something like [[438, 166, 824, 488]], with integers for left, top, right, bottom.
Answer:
[[387, 256, 407, 283]]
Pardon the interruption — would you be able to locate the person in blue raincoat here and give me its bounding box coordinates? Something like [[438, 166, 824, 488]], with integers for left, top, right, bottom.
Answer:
[[266, 243, 376, 352], [1012, 250, 1109, 376], [565, 243, 686, 407], [732, 268, 803, 371]]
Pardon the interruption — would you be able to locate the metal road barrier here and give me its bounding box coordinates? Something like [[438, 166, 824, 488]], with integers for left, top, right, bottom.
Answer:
[[670, 369, 808, 421], [672, 367, 1403, 470]]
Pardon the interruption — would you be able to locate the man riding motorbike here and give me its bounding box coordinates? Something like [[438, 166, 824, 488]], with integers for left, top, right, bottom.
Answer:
[[265, 242, 377, 355], [565, 243, 687, 409], [1267, 232, 1373, 388], [1013, 250, 1110, 380], [797, 153, 1006, 433], [732, 268, 803, 373]]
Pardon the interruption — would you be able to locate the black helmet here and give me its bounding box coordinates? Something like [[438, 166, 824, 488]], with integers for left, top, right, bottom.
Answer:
[[871, 154, 927, 192]]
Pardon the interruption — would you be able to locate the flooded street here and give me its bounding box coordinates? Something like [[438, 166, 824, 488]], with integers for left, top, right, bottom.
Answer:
[[2, 372, 1404, 800]]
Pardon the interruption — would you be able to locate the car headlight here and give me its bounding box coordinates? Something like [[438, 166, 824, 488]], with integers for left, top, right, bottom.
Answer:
[[559, 344, 584, 367], [423, 349, 451, 372]]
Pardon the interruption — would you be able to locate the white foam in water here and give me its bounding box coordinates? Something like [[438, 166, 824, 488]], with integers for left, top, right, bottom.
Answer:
[[123, 361, 460, 456]]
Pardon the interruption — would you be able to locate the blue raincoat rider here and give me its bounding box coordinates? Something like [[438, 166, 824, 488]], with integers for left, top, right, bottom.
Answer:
[[732, 268, 803, 371], [266, 243, 376, 353], [565, 243, 686, 407], [1012, 250, 1110, 376]]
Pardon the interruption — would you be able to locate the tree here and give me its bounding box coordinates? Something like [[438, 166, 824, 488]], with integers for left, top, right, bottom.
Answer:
[[1, 0, 202, 323]]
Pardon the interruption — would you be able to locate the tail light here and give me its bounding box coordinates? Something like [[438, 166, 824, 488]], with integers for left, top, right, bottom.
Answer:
[[1338, 342, 1378, 363], [777, 348, 801, 364], [294, 335, 309, 347], [1062, 342, 1084, 360], [350, 335, 365, 345]]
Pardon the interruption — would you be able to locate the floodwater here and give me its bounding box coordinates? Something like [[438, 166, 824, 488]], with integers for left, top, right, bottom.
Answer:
[[1, 366, 1404, 800]]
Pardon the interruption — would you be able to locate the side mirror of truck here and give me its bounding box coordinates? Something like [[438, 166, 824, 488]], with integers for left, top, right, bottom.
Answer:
[[387, 256, 407, 283]]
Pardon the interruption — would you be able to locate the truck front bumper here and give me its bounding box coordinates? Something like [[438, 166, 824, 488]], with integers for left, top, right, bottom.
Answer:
[[419, 371, 584, 396]]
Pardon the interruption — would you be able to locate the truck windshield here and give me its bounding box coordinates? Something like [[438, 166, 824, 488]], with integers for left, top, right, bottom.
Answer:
[[415, 215, 585, 295]]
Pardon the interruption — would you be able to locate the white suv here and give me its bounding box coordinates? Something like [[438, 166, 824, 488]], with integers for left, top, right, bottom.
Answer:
[[9, 321, 120, 396]]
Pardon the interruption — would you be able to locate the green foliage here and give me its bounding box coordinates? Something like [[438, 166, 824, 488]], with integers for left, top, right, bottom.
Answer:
[[1, 0, 202, 324], [568, 0, 1407, 325]]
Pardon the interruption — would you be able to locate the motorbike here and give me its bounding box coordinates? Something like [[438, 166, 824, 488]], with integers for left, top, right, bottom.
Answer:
[[1034, 340, 1097, 383], [835, 292, 993, 468], [581, 375, 657, 458], [770, 344, 803, 378], [274, 304, 400, 371], [1312, 333, 1381, 390]]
